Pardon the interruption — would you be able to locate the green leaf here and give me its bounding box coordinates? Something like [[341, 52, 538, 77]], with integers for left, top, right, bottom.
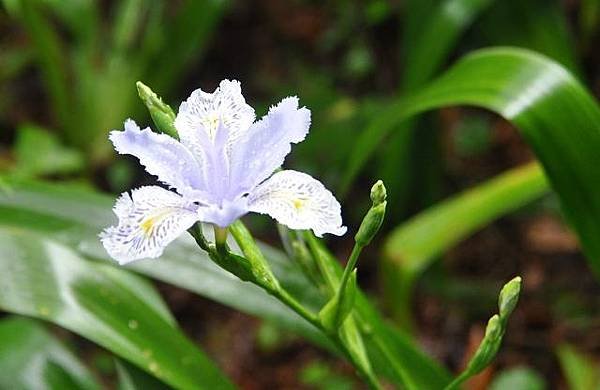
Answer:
[[11, 0, 73, 143], [0, 316, 100, 390], [0, 178, 451, 388], [13, 124, 85, 177], [489, 367, 546, 390], [147, 0, 228, 93], [556, 344, 600, 390], [0, 227, 234, 390], [361, 0, 495, 212], [116, 359, 170, 390], [347, 47, 600, 276], [383, 162, 547, 326]]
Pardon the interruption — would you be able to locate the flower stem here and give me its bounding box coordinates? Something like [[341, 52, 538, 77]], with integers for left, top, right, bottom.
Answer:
[[213, 225, 228, 255], [338, 243, 363, 297]]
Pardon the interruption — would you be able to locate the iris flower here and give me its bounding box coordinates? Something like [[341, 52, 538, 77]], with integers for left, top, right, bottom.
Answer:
[[101, 80, 346, 264]]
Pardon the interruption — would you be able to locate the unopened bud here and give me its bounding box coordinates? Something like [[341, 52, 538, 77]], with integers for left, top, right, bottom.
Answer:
[[498, 276, 522, 319], [136, 81, 178, 139], [370, 180, 386, 206], [355, 181, 387, 247]]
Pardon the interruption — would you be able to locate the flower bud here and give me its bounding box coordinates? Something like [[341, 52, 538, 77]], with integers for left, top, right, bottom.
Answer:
[[370, 180, 386, 206], [136, 81, 178, 139], [355, 181, 387, 247], [498, 276, 522, 319]]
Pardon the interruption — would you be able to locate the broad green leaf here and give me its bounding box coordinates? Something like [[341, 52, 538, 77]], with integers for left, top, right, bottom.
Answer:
[[0, 316, 100, 390], [0, 178, 451, 388], [346, 47, 600, 275], [0, 227, 234, 390], [556, 344, 600, 390], [383, 162, 548, 325]]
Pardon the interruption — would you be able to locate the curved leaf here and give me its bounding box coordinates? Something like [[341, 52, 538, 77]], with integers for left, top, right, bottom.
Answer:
[[0, 227, 234, 390], [383, 162, 548, 324], [346, 47, 600, 274]]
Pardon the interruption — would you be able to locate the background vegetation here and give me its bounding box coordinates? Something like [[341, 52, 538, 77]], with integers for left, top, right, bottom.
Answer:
[[1, 0, 600, 388]]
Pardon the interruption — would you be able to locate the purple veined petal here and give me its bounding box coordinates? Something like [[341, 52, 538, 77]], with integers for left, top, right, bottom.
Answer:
[[174, 80, 255, 164], [110, 119, 209, 199], [193, 120, 231, 202], [100, 186, 200, 264], [228, 97, 311, 197], [247, 170, 346, 237]]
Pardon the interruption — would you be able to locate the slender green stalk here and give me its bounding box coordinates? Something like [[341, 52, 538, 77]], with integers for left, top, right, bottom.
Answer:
[[338, 244, 363, 296], [213, 225, 228, 255]]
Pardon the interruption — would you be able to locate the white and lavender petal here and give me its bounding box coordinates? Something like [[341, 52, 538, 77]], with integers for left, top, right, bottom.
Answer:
[[100, 186, 200, 264], [247, 170, 346, 237], [110, 119, 208, 198], [175, 79, 255, 160], [228, 97, 311, 196]]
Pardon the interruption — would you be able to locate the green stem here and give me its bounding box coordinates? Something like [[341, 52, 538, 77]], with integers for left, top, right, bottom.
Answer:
[[201, 225, 382, 389], [213, 225, 228, 255], [271, 287, 381, 390], [338, 243, 363, 296]]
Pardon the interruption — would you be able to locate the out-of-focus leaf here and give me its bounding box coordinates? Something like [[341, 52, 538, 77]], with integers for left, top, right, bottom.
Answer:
[[148, 0, 228, 93], [346, 47, 600, 276], [383, 163, 547, 325], [402, 0, 494, 91], [116, 359, 169, 390], [556, 344, 600, 390], [13, 0, 73, 142], [0, 227, 234, 390], [13, 124, 85, 177], [476, 0, 579, 75], [0, 178, 452, 388], [489, 367, 546, 390], [0, 316, 100, 390], [363, 0, 495, 213]]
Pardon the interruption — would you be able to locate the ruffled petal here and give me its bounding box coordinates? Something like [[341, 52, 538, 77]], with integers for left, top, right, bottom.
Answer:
[[110, 119, 208, 198], [228, 97, 311, 196], [247, 170, 346, 237], [174, 79, 255, 160], [100, 186, 200, 264]]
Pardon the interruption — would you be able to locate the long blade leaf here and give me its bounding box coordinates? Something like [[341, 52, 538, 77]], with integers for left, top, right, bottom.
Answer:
[[0, 226, 234, 390], [345, 47, 600, 274]]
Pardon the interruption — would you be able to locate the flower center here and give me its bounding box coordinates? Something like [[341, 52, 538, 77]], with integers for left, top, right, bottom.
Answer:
[[293, 198, 306, 211]]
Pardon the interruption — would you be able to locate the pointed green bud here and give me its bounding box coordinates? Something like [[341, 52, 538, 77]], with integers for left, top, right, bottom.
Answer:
[[355, 181, 387, 247], [136, 81, 178, 139], [319, 270, 358, 332], [484, 314, 502, 340], [370, 180, 386, 205], [498, 276, 522, 319]]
